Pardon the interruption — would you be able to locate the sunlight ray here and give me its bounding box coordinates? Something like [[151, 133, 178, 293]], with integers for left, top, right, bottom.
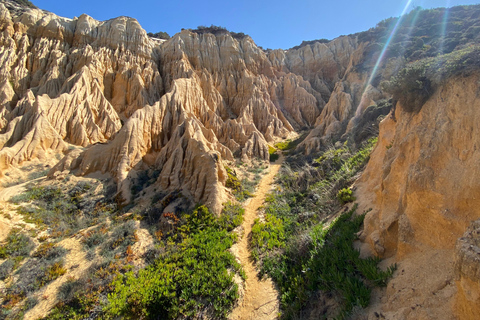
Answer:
[[355, 0, 416, 117], [439, 1, 451, 55], [365, 0, 415, 87]]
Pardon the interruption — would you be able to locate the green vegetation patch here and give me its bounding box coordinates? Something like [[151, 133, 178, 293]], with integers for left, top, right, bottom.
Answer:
[[2, 244, 67, 313], [0, 229, 34, 261], [225, 166, 254, 201], [269, 145, 279, 162], [382, 46, 480, 112], [275, 139, 297, 151], [337, 188, 356, 205], [46, 204, 244, 319], [10, 183, 112, 238], [106, 205, 244, 319], [147, 31, 170, 40], [250, 137, 395, 318]]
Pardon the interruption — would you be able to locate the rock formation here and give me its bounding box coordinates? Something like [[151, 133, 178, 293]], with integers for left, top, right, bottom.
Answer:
[[0, 0, 329, 212], [0, 0, 402, 212], [2, 0, 480, 318], [356, 73, 480, 319]]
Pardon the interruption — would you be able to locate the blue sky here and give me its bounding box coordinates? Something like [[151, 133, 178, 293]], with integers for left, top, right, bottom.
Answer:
[[33, 0, 480, 49]]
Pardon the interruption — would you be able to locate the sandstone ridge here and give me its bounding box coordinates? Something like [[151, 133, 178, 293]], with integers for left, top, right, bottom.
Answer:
[[0, 1, 384, 211]]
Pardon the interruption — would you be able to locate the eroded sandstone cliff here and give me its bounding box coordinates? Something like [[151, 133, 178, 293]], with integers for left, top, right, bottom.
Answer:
[[0, 0, 384, 212], [0, 0, 329, 211], [356, 73, 480, 319]]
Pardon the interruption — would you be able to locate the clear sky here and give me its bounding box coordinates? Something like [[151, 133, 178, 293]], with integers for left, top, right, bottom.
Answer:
[[32, 0, 480, 49]]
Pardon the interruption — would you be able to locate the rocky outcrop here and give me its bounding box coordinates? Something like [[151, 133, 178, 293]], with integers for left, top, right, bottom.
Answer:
[[0, 2, 336, 212], [355, 73, 480, 319]]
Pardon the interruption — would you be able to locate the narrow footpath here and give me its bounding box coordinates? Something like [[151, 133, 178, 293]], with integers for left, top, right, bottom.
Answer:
[[230, 153, 284, 320]]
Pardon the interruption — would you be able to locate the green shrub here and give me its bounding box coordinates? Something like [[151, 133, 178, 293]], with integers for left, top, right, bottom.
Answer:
[[269, 145, 279, 162], [225, 166, 255, 201], [382, 46, 480, 112], [0, 229, 34, 260], [337, 188, 356, 205], [218, 202, 244, 231], [251, 214, 286, 261], [275, 140, 296, 151], [147, 31, 170, 40], [106, 206, 242, 319], [255, 206, 396, 319]]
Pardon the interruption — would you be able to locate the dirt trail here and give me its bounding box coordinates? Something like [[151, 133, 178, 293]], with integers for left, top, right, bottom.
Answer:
[[230, 154, 284, 320]]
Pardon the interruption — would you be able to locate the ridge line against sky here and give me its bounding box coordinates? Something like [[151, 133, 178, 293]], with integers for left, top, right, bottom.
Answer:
[[32, 0, 480, 49]]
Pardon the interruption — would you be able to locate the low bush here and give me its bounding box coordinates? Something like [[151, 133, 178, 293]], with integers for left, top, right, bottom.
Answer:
[[218, 202, 244, 231], [100, 220, 137, 258], [382, 46, 480, 112], [82, 225, 109, 249], [337, 188, 356, 205], [32, 242, 67, 260], [225, 166, 255, 201], [0, 229, 34, 261], [47, 260, 133, 320], [254, 205, 396, 319], [10, 183, 108, 238], [0, 259, 15, 280], [251, 214, 286, 261], [3, 256, 68, 308], [106, 205, 243, 319], [43, 262, 67, 283], [269, 145, 279, 162]]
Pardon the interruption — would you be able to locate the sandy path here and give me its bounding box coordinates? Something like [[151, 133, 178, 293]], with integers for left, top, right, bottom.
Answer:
[[230, 154, 283, 320]]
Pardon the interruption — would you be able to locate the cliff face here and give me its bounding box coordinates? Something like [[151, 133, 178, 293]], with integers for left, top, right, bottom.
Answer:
[[0, 0, 378, 212], [2, 0, 480, 318], [0, 3, 297, 210], [356, 74, 480, 319]]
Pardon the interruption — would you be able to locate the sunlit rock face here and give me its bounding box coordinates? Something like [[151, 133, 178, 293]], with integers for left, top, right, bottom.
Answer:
[[3, 1, 366, 212], [355, 74, 480, 320]]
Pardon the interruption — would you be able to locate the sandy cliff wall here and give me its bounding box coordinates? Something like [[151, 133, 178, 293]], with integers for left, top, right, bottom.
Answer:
[[3, 1, 370, 212], [355, 73, 480, 319]]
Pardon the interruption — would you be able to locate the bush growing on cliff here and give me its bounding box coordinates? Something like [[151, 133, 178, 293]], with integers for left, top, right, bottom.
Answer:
[[12, 0, 36, 8], [337, 188, 356, 205], [382, 46, 480, 112], [189, 25, 249, 40], [147, 31, 170, 40]]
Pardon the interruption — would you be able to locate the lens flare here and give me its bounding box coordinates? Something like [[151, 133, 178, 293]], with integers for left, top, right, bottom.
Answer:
[[366, 0, 415, 87], [355, 0, 416, 117], [439, 1, 451, 55]]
